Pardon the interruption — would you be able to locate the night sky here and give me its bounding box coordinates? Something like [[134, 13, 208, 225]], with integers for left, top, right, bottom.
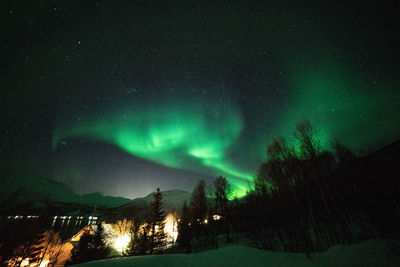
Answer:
[[1, 1, 399, 198]]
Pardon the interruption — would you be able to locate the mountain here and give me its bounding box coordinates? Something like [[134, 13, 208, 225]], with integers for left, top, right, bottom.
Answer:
[[81, 192, 132, 208], [0, 168, 132, 215], [105, 189, 191, 219], [0, 167, 190, 217], [130, 189, 191, 209]]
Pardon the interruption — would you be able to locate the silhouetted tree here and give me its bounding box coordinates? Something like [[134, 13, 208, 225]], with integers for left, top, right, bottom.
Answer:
[[177, 201, 192, 252], [214, 176, 231, 217], [69, 230, 92, 265], [69, 223, 110, 265], [0, 217, 32, 266], [333, 140, 356, 166], [294, 120, 320, 159], [11, 209, 49, 267], [128, 220, 150, 256], [148, 188, 166, 254], [190, 180, 207, 222], [189, 180, 208, 250], [92, 223, 111, 259], [213, 176, 232, 242], [125, 217, 144, 256]]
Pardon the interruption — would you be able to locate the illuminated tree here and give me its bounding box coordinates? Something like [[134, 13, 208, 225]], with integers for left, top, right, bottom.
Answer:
[[8, 209, 49, 267]]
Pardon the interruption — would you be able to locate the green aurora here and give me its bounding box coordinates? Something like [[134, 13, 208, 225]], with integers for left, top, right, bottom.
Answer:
[[53, 98, 253, 197], [52, 59, 399, 198]]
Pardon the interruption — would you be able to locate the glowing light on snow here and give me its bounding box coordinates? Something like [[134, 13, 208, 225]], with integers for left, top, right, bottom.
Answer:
[[40, 260, 49, 267], [164, 213, 178, 243], [114, 234, 130, 253]]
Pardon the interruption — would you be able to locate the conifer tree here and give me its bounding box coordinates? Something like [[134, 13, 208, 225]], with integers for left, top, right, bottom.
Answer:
[[177, 200, 192, 252], [69, 230, 92, 264], [92, 223, 111, 260], [148, 188, 166, 254], [69, 223, 110, 265]]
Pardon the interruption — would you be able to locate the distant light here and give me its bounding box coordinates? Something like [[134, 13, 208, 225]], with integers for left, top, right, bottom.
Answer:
[[114, 234, 130, 253], [204, 219, 208, 224], [212, 214, 222, 221]]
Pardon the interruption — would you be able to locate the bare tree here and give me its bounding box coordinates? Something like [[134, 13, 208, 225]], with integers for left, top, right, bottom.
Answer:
[[293, 120, 320, 159], [333, 140, 356, 166], [190, 180, 207, 222]]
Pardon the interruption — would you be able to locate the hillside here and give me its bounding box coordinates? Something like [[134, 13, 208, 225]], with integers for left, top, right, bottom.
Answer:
[[0, 169, 132, 214], [326, 139, 400, 212], [129, 189, 191, 210], [0, 167, 192, 216], [105, 190, 191, 219]]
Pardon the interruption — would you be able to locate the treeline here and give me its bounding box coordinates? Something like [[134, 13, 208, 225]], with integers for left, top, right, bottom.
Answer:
[[67, 188, 167, 263], [176, 120, 400, 254], [123, 187, 167, 256], [176, 176, 233, 252], [123, 178, 235, 255], [242, 120, 400, 253]]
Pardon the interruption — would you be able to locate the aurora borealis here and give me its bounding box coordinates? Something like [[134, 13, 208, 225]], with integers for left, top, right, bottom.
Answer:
[[52, 97, 253, 196], [2, 1, 399, 198]]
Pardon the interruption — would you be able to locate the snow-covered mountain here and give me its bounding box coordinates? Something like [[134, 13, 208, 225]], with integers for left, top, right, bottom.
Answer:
[[0, 169, 132, 214], [129, 190, 191, 210], [107, 189, 191, 219], [0, 168, 191, 216]]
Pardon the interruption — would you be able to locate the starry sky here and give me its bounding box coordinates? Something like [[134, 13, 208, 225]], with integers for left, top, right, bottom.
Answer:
[[1, 0, 399, 199]]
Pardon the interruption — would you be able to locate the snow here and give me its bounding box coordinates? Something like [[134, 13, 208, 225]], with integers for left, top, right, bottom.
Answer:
[[73, 239, 400, 267]]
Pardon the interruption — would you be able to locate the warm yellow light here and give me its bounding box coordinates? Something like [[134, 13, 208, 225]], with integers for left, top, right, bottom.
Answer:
[[40, 260, 49, 267], [20, 258, 29, 267], [164, 213, 178, 243], [213, 214, 222, 220], [114, 234, 130, 253]]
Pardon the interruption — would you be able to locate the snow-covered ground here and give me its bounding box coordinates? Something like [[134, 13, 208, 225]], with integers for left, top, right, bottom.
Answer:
[[74, 239, 400, 267]]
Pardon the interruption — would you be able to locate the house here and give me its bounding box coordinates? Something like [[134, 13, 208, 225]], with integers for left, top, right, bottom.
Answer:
[[53, 223, 118, 266]]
